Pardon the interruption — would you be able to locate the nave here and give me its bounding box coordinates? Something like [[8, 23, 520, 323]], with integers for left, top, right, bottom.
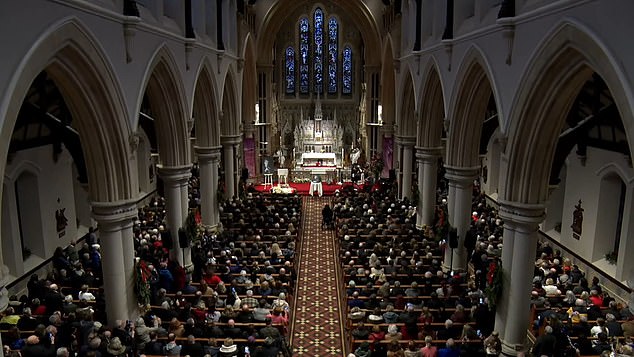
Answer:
[[289, 196, 346, 355]]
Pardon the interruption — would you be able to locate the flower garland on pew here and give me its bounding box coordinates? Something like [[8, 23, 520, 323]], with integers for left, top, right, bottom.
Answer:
[[135, 260, 153, 311], [485, 258, 504, 309]]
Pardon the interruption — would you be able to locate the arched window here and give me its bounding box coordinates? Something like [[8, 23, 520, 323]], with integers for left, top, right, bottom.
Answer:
[[343, 45, 352, 94], [299, 17, 310, 94], [313, 8, 324, 94], [328, 17, 338, 94], [291, 10, 351, 95], [285, 47, 295, 94]]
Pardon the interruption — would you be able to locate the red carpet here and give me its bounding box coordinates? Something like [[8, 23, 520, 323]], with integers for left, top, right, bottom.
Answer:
[[252, 182, 346, 196]]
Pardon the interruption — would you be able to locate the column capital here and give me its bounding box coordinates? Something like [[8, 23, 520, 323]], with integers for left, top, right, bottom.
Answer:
[[395, 135, 416, 147], [416, 146, 443, 161], [195, 146, 222, 163], [498, 199, 545, 230], [91, 199, 138, 231], [444, 165, 479, 185], [220, 134, 242, 145], [157, 164, 192, 183]]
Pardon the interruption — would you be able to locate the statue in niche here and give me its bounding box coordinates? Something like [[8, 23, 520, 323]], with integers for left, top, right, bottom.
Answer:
[[571, 200, 583, 239], [351, 147, 361, 164], [276, 148, 285, 168]]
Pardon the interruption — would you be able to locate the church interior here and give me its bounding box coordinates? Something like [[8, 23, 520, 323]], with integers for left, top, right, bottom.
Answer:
[[1, 0, 634, 356]]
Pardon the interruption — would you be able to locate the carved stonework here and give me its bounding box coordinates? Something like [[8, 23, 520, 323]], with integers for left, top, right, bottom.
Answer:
[[187, 117, 195, 134], [129, 132, 140, 153]]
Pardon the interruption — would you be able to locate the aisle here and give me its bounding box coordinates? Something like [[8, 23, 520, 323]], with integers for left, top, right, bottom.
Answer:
[[289, 196, 346, 355]]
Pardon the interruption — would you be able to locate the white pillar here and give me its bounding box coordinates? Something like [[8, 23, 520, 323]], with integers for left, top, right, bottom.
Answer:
[[120, 218, 137, 318], [234, 142, 241, 195], [179, 175, 192, 271], [416, 147, 441, 229], [495, 200, 544, 356], [195, 146, 222, 227], [223, 144, 235, 199], [92, 200, 137, 325], [220, 135, 240, 200], [157, 165, 191, 267], [444, 166, 478, 272], [401, 144, 413, 200]]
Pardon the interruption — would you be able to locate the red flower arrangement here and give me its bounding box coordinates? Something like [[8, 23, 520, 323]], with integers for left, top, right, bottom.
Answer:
[[485, 258, 504, 308]]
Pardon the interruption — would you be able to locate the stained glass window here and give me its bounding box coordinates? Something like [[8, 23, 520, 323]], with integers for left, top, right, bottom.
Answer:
[[343, 46, 352, 94], [299, 18, 310, 94], [285, 47, 295, 94], [328, 17, 338, 94], [313, 8, 324, 94]]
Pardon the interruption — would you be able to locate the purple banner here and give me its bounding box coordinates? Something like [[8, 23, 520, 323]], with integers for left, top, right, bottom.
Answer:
[[382, 136, 394, 178], [243, 138, 256, 178]]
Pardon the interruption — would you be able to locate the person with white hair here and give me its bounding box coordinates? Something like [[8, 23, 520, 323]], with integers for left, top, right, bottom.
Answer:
[[438, 338, 459, 356], [385, 323, 402, 341], [272, 292, 289, 312], [436, 319, 457, 340]]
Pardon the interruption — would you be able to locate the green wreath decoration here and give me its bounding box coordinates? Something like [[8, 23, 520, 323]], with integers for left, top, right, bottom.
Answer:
[[485, 258, 504, 308], [135, 260, 152, 308]]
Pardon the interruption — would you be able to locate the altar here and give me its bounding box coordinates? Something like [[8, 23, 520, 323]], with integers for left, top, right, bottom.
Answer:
[[299, 152, 337, 167]]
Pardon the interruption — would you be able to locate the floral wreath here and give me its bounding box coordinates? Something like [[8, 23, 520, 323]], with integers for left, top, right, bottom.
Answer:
[[485, 258, 504, 308], [135, 260, 152, 308]]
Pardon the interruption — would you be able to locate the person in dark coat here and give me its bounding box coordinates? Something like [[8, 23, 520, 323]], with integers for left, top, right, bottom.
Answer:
[[181, 335, 205, 357], [20, 335, 55, 357], [532, 326, 557, 357]]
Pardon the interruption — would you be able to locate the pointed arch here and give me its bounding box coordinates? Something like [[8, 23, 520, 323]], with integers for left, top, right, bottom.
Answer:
[[446, 46, 499, 168], [380, 37, 396, 131], [398, 69, 417, 137], [418, 58, 446, 148], [0, 17, 134, 202], [139, 44, 190, 166], [502, 21, 634, 204], [221, 69, 240, 136], [596, 163, 634, 185], [193, 62, 220, 147]]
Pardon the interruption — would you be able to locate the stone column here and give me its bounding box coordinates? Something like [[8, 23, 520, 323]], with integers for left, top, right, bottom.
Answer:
[[92, 200, 137, 325], [221, 135, 241, 200], [401, 143, 414, 200], [495, 200, 544, 356], [179, 175, 192, 271], [195, 146, 222, 227], [416, 147, 442, 229], [157, 165, 191, 266], [234, 142, 241, 195], [120, 216, 137, 318], [223, 144, 235, 199], [444, 166, 478, 272]]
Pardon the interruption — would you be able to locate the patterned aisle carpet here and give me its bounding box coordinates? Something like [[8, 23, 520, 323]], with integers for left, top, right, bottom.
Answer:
[[290, 196, 346, 355]]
